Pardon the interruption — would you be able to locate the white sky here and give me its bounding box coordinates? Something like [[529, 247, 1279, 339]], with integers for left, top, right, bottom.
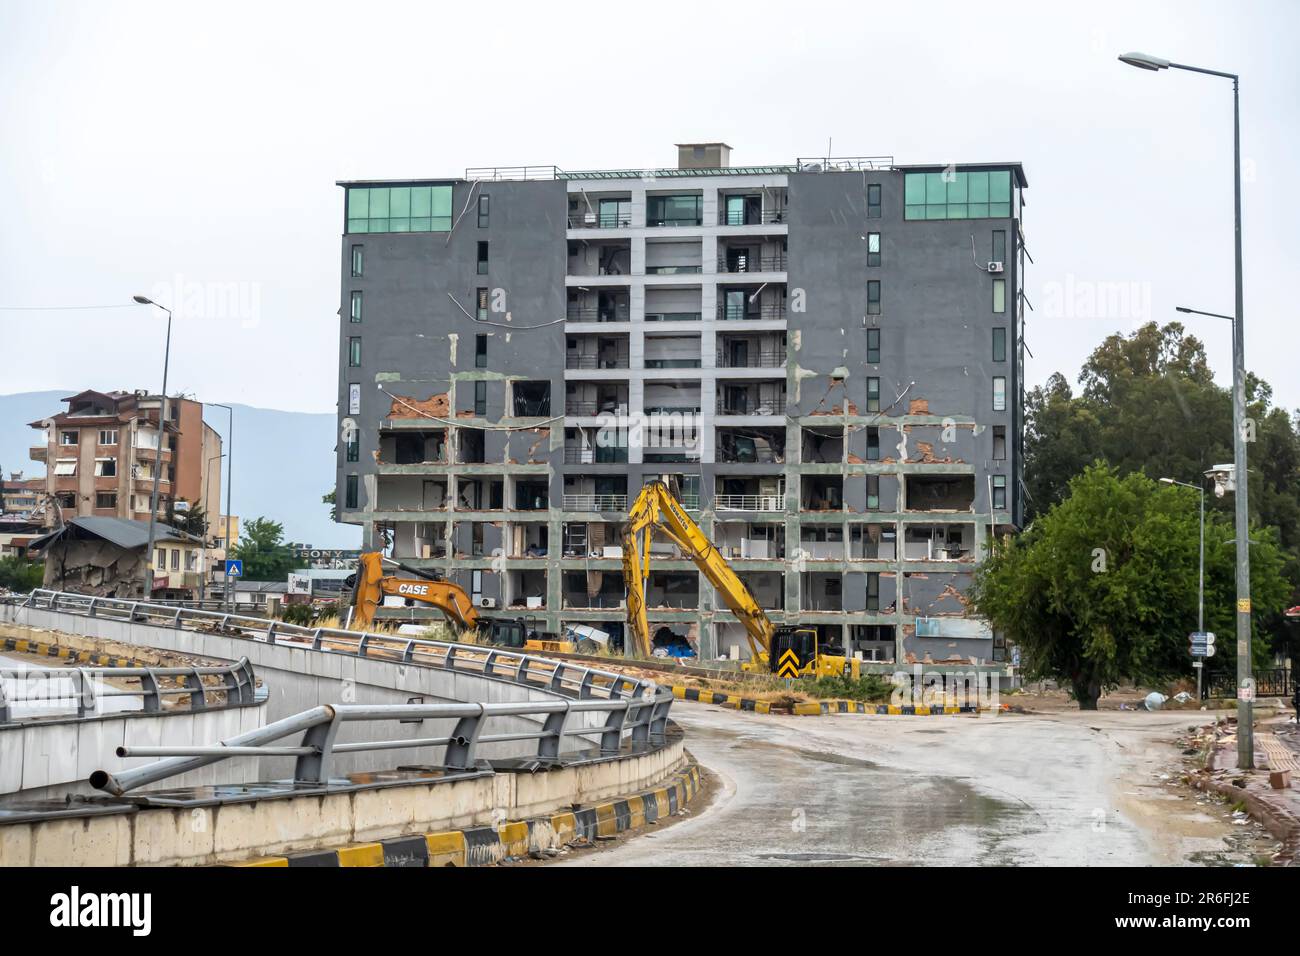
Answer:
[[1, 0, 1296, 414]]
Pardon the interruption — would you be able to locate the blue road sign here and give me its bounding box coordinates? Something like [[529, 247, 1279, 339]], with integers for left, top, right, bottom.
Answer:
[[225, 559, 244, 578]]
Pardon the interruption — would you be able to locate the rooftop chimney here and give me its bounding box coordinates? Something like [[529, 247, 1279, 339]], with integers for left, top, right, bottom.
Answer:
[[676, 142, 732, 170]]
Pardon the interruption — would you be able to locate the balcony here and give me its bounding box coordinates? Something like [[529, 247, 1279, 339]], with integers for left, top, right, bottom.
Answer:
[[566, 295, 630, 323], [568, 210, 634, 229], [29, 445, 47, 462], [719, 302, 787, 322], [718, 207, 789, 226], [564, 445, 628, 464], [715, 494, 783, 513], [716, 253, 788, 274], [717, 348, 784, 368], [562, 494, 628, 512], [717, 393, 786, 416], [566, 352, 629, 370]]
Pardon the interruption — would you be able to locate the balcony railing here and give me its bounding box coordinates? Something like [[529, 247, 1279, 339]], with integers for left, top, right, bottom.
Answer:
[[717, 253, 788, 274], [717, 396, 787, 416], [646, 216, 703, 228], [720, 303, 787, 321], [718, 208, 790, 226], [566, 353, 630, 370], [644, 312, 701, 322], [564, 400, 627, 416], [717, 349, 785, 368], [562, 494, 629, 511], [645, 264, 703, 275], [715, 494, 784, 512], [568, 211, 634, 229], [563, 445, 628, 464], [566, 306, 630, 323], [717, 447, 782, 464]]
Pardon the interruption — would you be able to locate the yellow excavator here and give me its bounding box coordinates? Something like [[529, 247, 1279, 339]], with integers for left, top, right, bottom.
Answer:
[[346, 552, 575, 653], [622, 481, 860, 678]]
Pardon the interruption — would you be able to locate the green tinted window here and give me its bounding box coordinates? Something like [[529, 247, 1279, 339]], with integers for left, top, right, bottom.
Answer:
[[346, 185, 454, 233], [904, 170, 1015, 220]]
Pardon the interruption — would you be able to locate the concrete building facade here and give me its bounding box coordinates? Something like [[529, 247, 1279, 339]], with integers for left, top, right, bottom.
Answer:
[[334, 147, 1026, 664], [29, 390, 222, 533]]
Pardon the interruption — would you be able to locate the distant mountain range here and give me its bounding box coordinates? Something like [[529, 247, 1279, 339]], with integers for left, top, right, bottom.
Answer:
[[0, 390, 359, 548]]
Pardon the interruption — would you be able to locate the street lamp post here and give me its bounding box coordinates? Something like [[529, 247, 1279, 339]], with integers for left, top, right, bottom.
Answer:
[[201, 452, 226, 602], [1161, 477, 1206, 701], [208, 402, 236, 612], [131, 295, 173, 600], [1119, 52, 1253, 769]]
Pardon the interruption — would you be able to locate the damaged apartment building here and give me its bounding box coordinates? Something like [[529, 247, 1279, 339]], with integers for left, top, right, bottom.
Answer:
[[335, 144, 1025, 664]]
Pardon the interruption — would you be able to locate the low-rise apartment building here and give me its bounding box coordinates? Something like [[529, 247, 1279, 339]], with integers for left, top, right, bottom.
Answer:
[[28, 390, 222, 531]]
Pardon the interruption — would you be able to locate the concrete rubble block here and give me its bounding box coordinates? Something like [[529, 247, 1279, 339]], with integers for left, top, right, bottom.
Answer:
[[1270, 770, 1291, 790]]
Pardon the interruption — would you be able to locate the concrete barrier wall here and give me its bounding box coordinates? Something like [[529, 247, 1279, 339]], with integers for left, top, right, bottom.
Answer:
[[0, 702, 267, 805], [1, 606, 617, 783], [0, 738, 686, 866]]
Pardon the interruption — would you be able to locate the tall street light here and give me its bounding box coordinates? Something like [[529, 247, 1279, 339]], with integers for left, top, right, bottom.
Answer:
[[132, 294, 173, 600], [1120, 51, 1253, 768], [207, 402, 236, 612], [1160, 477, 1206, 701]]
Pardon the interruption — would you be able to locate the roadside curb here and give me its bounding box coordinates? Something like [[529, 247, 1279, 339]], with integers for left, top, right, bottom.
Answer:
[[1, 635, 135, 668], [233, 763, 704, 868], [670, 685, 978, 716], [1190, 772, 1300, 865]]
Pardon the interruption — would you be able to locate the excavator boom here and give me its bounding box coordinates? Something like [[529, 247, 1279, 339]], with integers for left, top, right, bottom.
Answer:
[[348, 552, 481, 633], [623, 481, 774, 660]]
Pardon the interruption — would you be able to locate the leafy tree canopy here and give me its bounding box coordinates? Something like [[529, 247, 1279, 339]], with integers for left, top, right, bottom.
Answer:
[[972, 465, 1290, 709], [230, 516, 305, 581]]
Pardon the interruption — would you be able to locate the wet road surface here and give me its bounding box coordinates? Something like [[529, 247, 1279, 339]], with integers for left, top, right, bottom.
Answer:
[[559, 705, 1265, 866]]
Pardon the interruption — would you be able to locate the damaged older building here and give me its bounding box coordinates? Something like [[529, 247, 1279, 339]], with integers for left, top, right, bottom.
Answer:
[[335, 145, 1025, 664]]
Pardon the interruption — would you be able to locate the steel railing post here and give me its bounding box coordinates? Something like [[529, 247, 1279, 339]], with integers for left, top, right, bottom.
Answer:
[[140, 669, 162, 713], [183, 668, 206, 710], [444, 704, 486, 770], [294, 712, 342, 785], [538, 701, 570, 763], [599, 707, 625, 756]]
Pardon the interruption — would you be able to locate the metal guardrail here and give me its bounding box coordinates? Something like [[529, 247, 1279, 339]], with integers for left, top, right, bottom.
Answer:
[[0, 656, 256, 724], [715, 494, 785, 512], [11, 590, 672, 789], [465, 165, 561, 181], [91, 693, 667, 796]]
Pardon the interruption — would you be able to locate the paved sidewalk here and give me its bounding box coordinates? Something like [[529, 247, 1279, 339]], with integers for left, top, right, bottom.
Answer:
[[1192, 713, 1300, 864]]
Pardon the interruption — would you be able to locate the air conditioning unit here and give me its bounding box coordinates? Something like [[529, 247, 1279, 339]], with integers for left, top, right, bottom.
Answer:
[[477, 597, 497, 609], [987, 261, 1005, 273]]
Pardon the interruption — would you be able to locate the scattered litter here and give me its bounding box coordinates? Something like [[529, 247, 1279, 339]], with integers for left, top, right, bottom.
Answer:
[[1144, 692, 1168, 711], [1173, 692, 1193, 703]]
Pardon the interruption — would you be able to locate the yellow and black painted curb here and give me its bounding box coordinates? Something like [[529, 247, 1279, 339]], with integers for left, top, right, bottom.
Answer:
[[671, 685, 976, 716], [234, 763, 704, 868], [1, 636, 135, 668]]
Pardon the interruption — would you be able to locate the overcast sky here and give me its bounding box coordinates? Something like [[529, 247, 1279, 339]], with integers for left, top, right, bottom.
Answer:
[[1, 0, 1295, 415]]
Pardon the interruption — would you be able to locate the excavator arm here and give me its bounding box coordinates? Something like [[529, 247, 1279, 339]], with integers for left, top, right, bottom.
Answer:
[[349, 551, 481, 634], [622, 481, 774, 660]]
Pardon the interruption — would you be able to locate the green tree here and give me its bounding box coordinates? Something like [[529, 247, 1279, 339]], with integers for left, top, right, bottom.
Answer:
[[1024, 321, 1300, 612], [322, 489, 336, 522], [230, 516, 305, 581], [971, 465, 1289, 709], [0, 555, 44, 592]]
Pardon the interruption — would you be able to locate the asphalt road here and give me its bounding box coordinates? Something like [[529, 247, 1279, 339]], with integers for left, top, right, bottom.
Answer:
[[559, 704, 1268, 866]]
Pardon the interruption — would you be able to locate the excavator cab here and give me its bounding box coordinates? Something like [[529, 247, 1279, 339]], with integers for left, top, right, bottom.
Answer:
[[769, 627, 820, 675]]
